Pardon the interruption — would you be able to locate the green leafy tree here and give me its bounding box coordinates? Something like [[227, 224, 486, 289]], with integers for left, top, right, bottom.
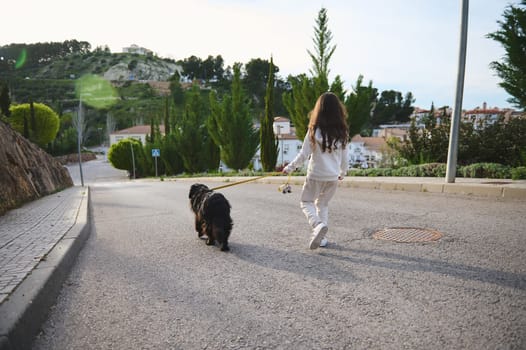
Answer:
[[51, 127, 78, 156], [178, 55, 202, 80], [174, 85, 219, 173], [49, 112, 77, 156], [487, 1, 526, 109], [389, 105, 450, 164], [9, 102, 60, 147], [208, 63, 259, 169], [464, 116, 526, 166], [370, 90, 415, 127], [283, 7, 335, 140], [345, 75, 377, 138], [260, 57, 279, 172], [244, 58, 279, 113]]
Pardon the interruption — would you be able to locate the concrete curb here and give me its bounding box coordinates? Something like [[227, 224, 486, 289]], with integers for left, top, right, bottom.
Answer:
[[165, 176, 526, 200], [0, 188, 91, 350]]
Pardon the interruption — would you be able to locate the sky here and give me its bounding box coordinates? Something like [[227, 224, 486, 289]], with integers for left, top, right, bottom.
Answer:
[[1, 0, 520, 110]]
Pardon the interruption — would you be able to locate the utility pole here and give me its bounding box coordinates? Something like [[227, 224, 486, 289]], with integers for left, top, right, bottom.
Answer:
[[446, 0, 469, 183]]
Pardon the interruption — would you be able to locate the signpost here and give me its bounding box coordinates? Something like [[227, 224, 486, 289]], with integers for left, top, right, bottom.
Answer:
[[152, 148, 160, 177]]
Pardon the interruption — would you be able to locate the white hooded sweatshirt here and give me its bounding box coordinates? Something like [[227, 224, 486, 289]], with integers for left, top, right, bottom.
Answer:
[[284, 129, 348, 181]]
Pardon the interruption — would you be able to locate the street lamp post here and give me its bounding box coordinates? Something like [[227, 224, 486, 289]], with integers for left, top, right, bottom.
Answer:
[[76, 96, 85, 187], [446, 0, 469, 183]]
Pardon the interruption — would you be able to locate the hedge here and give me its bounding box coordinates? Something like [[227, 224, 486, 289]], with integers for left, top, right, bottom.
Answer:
[[349, 163, 524, 179]]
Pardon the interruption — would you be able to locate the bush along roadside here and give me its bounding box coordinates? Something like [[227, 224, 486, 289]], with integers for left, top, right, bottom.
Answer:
[[349, 163, 526, 179]]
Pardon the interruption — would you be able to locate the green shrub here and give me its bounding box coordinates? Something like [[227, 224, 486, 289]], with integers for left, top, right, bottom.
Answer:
[[419, 163, 447, 177], [511, 167, 526, 180], [459, 163, 511, 179], [349, 168, 393, 177], [9, 102, 60, 147], [107, 138, 148, 178]]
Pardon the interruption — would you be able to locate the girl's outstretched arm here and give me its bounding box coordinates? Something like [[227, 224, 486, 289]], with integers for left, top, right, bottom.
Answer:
[[283, 132, 311, 173]]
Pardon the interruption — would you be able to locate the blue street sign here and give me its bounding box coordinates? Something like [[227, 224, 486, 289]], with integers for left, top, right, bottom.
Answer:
[[152, 148, 160, 157]]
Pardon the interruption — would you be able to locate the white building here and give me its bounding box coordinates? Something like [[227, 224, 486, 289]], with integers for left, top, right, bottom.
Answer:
[[349, 135, 387, 168], [253, 117, 387, 171]]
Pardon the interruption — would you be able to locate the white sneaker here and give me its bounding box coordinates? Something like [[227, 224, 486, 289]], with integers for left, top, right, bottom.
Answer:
[[309, 223, 328, 249], [319, 238, 328, 247]]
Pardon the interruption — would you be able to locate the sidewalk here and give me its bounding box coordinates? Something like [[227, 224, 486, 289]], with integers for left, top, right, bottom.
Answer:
[[0, 186, 90, 350], [0, 176, 524, 349], [173, 175, 526, 200]]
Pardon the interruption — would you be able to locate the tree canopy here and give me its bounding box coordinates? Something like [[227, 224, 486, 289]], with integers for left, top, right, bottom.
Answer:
[[345, 75, 377, 138], [487, 1, 526, 109], [177, 55, 225, 82], [370, 90, 415, 127], [9, 102, 60, 147]]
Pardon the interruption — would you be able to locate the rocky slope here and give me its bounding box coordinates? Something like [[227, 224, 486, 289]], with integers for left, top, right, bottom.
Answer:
[[103, 60, 181, 81], [0, 122, 73, 216]]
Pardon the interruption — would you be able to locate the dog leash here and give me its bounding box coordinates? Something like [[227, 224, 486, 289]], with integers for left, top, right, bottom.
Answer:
[[211, 172, 289, 191]]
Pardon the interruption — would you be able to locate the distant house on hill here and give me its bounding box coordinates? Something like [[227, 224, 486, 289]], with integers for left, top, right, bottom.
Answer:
[[109, 125, 165, 145], [462, 102, 513, 129], [122, 44, 153, 56]]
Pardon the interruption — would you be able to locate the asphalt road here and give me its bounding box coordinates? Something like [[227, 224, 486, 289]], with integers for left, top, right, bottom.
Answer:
[[33, 162, 526, 349]]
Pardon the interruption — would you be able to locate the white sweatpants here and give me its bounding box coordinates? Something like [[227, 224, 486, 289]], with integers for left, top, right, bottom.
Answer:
[[300, 178, 339, 229]]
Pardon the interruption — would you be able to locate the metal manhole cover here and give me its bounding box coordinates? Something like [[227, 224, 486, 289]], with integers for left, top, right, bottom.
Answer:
[[372, 227, 443, 243]]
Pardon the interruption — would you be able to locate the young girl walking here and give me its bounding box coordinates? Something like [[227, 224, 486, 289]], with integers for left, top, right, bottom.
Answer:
[[283, 92, 349, 249]]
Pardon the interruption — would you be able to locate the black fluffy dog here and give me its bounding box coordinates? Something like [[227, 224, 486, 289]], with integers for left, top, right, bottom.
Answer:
[[189, 183, 233, 252]]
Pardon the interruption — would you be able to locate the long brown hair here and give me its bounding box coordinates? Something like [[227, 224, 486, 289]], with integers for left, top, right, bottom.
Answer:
[[308, 92, 349, 152]]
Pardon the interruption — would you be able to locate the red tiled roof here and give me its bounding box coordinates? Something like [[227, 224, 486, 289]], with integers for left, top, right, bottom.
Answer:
[[112, 125, 165, 135], [274, 116, 290, 122], [351, 135, 387, 152], [464, 109, 503, 114]]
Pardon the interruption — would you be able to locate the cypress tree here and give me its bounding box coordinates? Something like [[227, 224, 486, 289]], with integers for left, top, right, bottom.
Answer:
[[260, 56, 279, 172], [208, 63, 259, 170], [149, 117, 155, 143], [283, 7, 335, 140], [29, 99, 36, 138], [164, 97, 171, 135], [0, 84, 11, 118]]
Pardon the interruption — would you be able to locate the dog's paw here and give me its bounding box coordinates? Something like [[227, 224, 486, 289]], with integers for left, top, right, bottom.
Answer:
[[206, 239, 215, 246], [220, 244, 230, 252], [198, 234, 209, 240]]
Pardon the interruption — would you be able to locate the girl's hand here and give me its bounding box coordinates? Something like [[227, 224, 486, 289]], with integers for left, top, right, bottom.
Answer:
[[338, 175, 343, 180]]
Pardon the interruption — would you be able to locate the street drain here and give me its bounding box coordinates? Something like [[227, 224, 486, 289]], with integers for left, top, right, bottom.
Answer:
[[372, 227, 443, 243]]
